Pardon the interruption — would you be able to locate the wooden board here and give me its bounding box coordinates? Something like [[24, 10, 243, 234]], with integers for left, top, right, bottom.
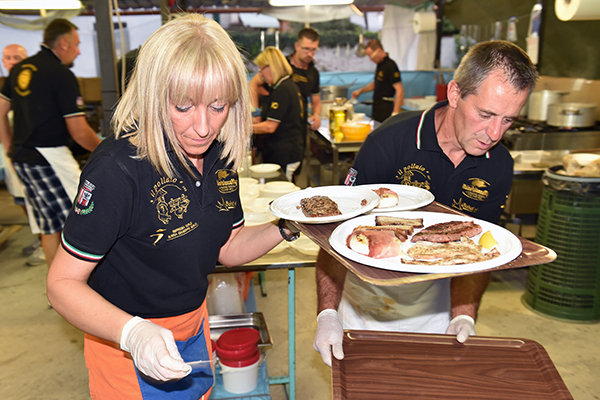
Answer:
[[332, 330, 572, 400]]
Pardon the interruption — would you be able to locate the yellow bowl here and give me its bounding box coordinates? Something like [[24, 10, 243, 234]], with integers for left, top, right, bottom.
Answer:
[[340, 123, 371, 141]]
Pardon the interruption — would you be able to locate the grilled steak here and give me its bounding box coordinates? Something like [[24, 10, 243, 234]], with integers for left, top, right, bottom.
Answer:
[[300, 195, 342, 218], [410, 220, 482, 243]]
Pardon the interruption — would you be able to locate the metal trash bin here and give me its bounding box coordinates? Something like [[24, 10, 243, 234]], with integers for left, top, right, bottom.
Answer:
[[522, 166, 600, 322]]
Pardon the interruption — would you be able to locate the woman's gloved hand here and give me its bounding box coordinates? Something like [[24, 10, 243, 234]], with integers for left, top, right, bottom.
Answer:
[[120, 316, 192, 381], [313, 309, 344, 367], [445, 315, 476, 343]]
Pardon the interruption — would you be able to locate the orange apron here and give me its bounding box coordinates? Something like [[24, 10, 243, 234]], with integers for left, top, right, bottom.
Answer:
[[84, 302, 213, 400]]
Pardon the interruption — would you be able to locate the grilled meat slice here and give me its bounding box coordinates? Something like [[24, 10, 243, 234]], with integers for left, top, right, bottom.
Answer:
[[300, 195, 342, 218], [410, 220, 482, 243]]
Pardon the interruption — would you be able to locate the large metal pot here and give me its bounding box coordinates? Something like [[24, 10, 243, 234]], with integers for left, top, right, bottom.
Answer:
[[547, 102, 597, 128], [527, 90, 568, 121], [320, 85, 351, 102]]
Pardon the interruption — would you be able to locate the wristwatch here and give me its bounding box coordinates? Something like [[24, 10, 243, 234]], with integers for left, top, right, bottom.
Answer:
[[278, 219, 300, 242]]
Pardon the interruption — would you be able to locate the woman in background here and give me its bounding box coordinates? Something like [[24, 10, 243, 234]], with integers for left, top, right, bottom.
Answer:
[[251, 47, 304, 181]]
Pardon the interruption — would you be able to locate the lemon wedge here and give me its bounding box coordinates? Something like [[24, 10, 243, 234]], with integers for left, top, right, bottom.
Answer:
[[479, 230, 497, 250]]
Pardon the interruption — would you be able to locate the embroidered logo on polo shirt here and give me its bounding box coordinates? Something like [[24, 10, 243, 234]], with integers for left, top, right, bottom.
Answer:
[[271, 102, 279, 110], [150, 177, 190, 225], [396, 163, 431, 190], [462, 178, 490, 201], [15, 64, 37, 96], [74, 180, 95, 215], [452, 198, 478, 214], [292, 74, 309, 84], [216, 169, 237, 194]]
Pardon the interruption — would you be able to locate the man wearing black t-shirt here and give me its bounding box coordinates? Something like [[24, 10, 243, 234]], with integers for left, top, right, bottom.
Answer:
[[0, 19, 101, 268], [351, 39, 405, 123]]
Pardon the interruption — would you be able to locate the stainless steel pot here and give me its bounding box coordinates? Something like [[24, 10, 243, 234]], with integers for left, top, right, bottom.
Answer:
[[527, 90, 568, 121], [547, 102, 597, 128], [321, 85, 350, 102]]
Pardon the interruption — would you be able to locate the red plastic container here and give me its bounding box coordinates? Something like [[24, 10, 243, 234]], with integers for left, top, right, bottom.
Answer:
[[216, 328, 260, 368]]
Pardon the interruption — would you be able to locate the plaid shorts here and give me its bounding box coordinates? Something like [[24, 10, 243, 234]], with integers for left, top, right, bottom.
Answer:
[[13, 162, 73, 235]]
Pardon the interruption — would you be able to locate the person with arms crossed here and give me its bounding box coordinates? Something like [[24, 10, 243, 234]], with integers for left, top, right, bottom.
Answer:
[[314, 40, 538, 367], [0, 19, 101, 269], [351, 39, 405, 123], [46, 14, 300, 399]]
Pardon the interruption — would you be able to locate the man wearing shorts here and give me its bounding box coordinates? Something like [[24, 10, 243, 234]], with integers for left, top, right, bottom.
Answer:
[[0, 19, 101, 268]]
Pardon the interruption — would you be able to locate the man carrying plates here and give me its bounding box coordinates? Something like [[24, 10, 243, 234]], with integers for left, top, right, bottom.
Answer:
[[313, 40, 538, 367]]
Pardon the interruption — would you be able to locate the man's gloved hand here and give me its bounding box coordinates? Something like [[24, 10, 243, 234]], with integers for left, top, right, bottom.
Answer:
[[445, 315, 476, 343], [313, 309, 344, 367], [120, 316, 192, 381]]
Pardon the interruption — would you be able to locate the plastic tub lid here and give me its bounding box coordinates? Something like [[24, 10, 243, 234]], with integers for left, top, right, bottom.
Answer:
[[216, 344, 258, 360], [218, 328, 260, 350], [219, 349, 260, 368]]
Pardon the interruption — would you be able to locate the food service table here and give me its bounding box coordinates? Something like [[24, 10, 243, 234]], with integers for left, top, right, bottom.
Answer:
[[213, 247, 316, 400], [291, 201, 557, 286], [309, 123, 364, 186]]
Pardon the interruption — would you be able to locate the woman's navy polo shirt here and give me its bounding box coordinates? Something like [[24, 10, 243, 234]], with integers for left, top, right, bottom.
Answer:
[[62, 135, 244, 318], [352, 102, 514, 224]]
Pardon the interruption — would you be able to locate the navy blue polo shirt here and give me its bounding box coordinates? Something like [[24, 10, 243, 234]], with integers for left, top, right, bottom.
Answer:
[[0, 45, 85, 165], [352, 101, 513, 224], [373, 55, 401, 101], [287, 54, 320, 120], [61, 135, 244, 318], [262, 76, 304, 169]]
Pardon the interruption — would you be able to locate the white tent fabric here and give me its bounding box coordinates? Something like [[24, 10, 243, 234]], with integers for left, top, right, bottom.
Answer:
[[380, 4, 436, 71], [239, 12, 280, 29], [0, 9, 81, 30], [262, 5, 357, 24]]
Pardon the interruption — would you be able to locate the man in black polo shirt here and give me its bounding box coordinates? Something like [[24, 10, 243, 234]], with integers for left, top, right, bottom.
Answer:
[[287, 27, 322, 131], [313, 41, 538, 367], [0, 18, 101, 269], [351, 39, 404, 123]]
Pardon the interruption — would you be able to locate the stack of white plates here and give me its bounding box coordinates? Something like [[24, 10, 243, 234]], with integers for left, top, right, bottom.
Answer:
[[259, 181, 300, 199]]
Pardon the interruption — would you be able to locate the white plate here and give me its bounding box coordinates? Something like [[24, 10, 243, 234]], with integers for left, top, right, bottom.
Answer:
[[250, 164, 280, 173], [290, 234, 320, 256], [358, 184, 435, 213], [269, 186, 380, 224], [244, 211, 276, 226], [329, 211, 522, 274]]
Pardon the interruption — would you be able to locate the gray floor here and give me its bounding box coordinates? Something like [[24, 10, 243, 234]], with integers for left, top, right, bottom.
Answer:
[[1, 184, 599, 400]]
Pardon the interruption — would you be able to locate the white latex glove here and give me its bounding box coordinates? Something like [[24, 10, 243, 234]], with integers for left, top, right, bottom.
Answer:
[[120, 316, 192, 381], [445, 315, 476, 343], [313, 309, 344, 367]]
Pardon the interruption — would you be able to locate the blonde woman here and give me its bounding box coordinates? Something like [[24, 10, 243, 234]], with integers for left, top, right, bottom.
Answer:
[[252, 46, 304, 181], [47, 15, 299, 400]]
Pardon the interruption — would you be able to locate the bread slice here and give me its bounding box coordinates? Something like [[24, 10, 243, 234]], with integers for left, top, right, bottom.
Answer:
[[375, 216, 424, 229]]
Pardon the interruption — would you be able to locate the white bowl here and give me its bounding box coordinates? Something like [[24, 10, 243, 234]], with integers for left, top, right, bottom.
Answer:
[[239, 185, 259, 203], [244, 211, 276, 226], [245, 197, 273, 213], [250, 164, 280, 174], [239, 177, 259, 187], [259, 181, 300, 199]]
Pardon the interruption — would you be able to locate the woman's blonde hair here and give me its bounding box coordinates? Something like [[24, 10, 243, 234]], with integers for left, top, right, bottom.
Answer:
[[254, 46, 293, 84], [112, 14, 251, 177]]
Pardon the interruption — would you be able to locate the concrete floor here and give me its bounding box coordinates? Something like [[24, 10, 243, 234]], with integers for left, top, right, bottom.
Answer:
[[1, 183, 599, 400]]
